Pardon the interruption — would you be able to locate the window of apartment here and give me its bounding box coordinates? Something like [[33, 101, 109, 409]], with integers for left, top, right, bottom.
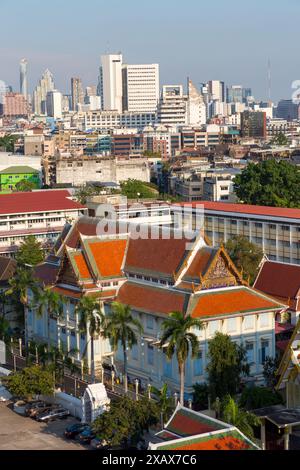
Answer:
[[147, 345, 154, 365], [243, 221, 249, 226], [220, 186, 229, 191], [193, 351, 203, 376], [283, 241, 290, 247], [146, 316, 154, 330], [281, 225, 290, 231], [269, 224, 276, 230], [227, 317, 237, 333], [231, 220, 237, 225], [254, 222, 262, 228], [260, 339, 270, 363], [61, 327, 66, 335], [246, 342, 254, 364], [220, 196, 229, 201]]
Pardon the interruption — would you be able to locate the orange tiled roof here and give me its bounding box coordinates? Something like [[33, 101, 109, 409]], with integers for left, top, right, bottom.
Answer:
[[171, 435, 250, 451], [190, 288, 284, 319], [117, 282, 187, 315], [73, 253, 92, 279], [183, 247, 217, 281], [125, 237, 190, 277], [88, 239, 127, 278]]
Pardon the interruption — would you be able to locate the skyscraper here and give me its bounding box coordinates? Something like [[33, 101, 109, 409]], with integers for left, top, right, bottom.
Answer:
[[208, 80, 225, 102], [46, 90, 62, 119], [33, 69, 55, 115], [71, 77, 84, 111], [122, 63, 159, 112], [99, 54, 123, 112], [20, 58, 28, 98]]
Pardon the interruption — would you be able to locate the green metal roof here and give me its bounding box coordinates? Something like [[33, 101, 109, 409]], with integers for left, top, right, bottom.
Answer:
[[0, 166, 39, 175]]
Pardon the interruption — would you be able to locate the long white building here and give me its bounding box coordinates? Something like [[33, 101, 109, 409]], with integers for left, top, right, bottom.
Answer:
[[122, 64, 159, 113], [100, 54, 123, 113]]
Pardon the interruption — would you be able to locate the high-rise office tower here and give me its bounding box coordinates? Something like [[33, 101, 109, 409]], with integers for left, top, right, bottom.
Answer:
[[99, 54, 123, 112], [71, 77, 84, 111], [46, 90, 62, 119], [241, 110, 267, 138], [33, 69, 55, 115], [20, 58, 28, 98], [122, 63, 159, 112], [208, 80, 225, 102]]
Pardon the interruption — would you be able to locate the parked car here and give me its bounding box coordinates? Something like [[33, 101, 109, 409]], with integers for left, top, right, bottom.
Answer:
[[79, 426, 96, 444], [37, 407, 69, 422], [65, 423, 89, 439], [31, 404, 54, 419], [25, 401, 48, 416]]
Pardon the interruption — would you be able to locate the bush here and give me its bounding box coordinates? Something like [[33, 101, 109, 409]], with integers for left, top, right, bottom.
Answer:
[[193, 383, 209, 410], [239, 386, 283, 410]]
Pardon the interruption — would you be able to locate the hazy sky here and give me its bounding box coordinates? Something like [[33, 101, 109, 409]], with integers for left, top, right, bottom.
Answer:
[[1, 0, 299, 102]]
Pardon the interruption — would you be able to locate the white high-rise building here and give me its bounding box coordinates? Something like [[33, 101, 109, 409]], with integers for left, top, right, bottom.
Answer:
[[122, 64, 159, 112], [46, 90, 62, 119], [157, 85, 188, 126], [99, 54, 123, 112], [208, 80, 225, 102], [20, 58, 28, 99], [187, 79, 206, 126], [33, 69, 55, 115]]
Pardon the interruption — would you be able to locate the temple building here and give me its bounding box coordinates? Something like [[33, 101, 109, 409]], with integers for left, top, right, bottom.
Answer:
[[26, 216, 286, 397]]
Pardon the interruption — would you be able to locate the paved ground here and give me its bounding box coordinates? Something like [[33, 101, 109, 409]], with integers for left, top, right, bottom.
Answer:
[[0, 402, 88, 450]]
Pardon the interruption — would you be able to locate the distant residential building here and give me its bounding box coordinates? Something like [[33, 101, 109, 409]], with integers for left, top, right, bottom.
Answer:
[[33, 69, 55, 115], [122, 63, 159, 113], [55, 155, 150, 186], [82, 110, 155, 132], [0, 165, 41, 192], [157, 85, 187, 126], [0, 189, 86, 256], [24, 134, 44, 156], [241, 110, 267, 138], [203, 169, 239, 202], [2, 93, 29, 118], [276, 100, 299, 121], [71, 78, 84, 111], [112, 132, 142, 156]]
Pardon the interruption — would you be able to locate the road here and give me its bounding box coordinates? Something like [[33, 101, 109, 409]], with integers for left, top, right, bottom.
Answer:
[[0, 402, 88, 450]]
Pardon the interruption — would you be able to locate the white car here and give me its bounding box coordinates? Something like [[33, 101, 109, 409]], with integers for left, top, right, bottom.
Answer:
[[0, 385, 12, 402]]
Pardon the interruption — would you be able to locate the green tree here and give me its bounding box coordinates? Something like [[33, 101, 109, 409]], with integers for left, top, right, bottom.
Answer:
[[151, 383, 174, 427], [74, 184, 104, 205], [206, 332, 249, 401], [225, 235, 263, 284], [221, 395, 260, 440], [0, 316, 10, 343], [14, 179, 36, 192], [92, 396, 159, 448], [270, 133, 289, 146], [3, 365, 55, 400], [0, 135, 17, 152], [104, 302, 143, 392], [34, 287, 64, 352], [192, 383, 209, 410], [15, 236, 44, 267], [159, 311, 203, 405], [120, 179, 158, 199], [239, 386, 283, 410], [263, 356, 281, 388], [77, 296, 104, 384], [234, 160, 300, 207]]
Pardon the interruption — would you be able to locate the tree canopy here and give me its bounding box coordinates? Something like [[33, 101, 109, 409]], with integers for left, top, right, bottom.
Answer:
[[74, 184, 104, 205], [239, 386, 283, 410], [206, 332, 249, 400], [0, 135, 17, 152], [3, 365, 55, 400], [92, 396, 159, 448], [225, 235, 263, 285], [270, 133, 289, 146], [15, 179, 36, 192], [233, 160, 300, 207], [120, 179, 158, 199], [15, 235, 44, 267]]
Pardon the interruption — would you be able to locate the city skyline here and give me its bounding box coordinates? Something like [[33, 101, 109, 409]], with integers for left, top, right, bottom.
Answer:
[[0, 0, 299, 102]]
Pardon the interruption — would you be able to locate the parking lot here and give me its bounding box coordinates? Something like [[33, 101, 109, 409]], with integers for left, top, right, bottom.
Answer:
[[0, 402, 88, 450]]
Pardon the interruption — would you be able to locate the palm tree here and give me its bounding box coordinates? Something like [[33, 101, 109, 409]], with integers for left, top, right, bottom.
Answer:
[[34, 287, 64, 352], [104, 301, 143, 393], [151, 383, 174, 428], [76, 296, 104, 384], [221, 395, 260, 439], [159, 311, 203, 405]]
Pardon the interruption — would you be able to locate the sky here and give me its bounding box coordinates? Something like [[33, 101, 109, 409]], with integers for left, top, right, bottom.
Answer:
[[0, 0, 300, 102]]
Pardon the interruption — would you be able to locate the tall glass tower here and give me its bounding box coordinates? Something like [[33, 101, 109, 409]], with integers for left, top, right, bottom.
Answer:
[[20, 58, 28, 98]]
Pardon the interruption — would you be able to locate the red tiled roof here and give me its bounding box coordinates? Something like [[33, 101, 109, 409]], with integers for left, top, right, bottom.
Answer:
[[169, 435, 250, 451], [254, 261, 300, 300], [175, 201, 300, 220], [190, 288, 283, 319], [166, 409, 221, 437], [0, 190, 85, 215], [88, 239, 127, 278], [125, 237, 190, 277], [116, 282, 187, 315]]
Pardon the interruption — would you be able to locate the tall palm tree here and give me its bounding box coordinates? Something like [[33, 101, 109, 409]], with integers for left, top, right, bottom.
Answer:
[[76, 296, 104, 384], [34, 287, 64, 352], [104, 301, 143, 393], [221, 395, 260, 439], [159, 311, 203, 405], [151, 383, 174, 428]]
